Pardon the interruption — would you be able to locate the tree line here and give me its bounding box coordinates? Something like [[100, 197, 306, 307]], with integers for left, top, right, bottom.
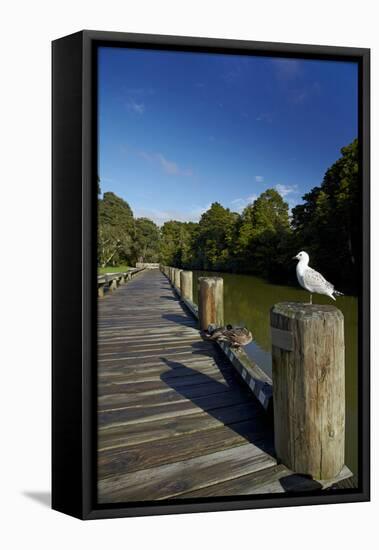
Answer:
[[98, 138, 360, 293]]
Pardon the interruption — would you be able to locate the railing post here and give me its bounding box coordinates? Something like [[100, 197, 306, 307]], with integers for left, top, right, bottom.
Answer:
[[109, 278, 117, 292], [174, 268, 182, 290], [98, 284, 105, 298], [180, 271, 193, 302], [270, 302, 345, 480], [198, 277, 224, 331]]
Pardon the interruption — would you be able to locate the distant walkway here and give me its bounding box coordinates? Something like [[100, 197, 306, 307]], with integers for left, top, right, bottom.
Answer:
[[97, 269, 342, 503]]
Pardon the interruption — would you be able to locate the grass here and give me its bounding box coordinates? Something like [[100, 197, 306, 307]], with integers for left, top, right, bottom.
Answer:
[[98, 264, 129, 275]]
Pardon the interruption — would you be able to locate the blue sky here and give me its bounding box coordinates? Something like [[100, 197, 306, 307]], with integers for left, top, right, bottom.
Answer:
[[98, 47, 358, 225]]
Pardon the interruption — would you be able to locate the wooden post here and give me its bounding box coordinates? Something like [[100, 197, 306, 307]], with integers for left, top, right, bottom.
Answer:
[[270, 302, 345, 480], [198, 277, 224, 331], [180, 271, 193, 301], [174, 268, 182, 290], [109, 278, 117, 292], [98, 284, 105, 298]]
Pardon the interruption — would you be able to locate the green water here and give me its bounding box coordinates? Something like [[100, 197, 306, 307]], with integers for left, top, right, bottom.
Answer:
[[193, 270, 358, 477]]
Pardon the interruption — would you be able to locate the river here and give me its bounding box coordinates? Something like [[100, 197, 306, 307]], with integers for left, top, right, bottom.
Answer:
[[192, 270, 358, 478]]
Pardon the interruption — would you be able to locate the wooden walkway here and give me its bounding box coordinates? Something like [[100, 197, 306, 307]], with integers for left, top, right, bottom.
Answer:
[[97, 269, 347, 503]]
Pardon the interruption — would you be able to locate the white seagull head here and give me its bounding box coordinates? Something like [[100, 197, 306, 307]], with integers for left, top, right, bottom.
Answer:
[[293, 250, 310, 264]]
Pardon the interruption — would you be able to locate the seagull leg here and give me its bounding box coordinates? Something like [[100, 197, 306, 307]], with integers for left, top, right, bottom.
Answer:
[[309, 294, 313, 304]]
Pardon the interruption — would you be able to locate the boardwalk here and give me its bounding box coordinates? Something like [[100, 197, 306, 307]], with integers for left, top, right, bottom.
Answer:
[[97, 269, 348, 503]]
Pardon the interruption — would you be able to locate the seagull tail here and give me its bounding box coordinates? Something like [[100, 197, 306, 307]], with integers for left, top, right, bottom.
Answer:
[[333, 289, 344, 298]]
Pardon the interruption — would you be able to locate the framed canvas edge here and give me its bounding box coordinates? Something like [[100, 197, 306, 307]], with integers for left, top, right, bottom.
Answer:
[[52, 29, 370, 520]]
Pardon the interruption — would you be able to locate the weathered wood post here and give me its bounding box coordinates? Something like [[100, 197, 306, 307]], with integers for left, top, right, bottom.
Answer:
[[108, 277, 118, 292], [198, 277, 224, 331], [169, 267, 174, 283], [174, 268, 182, 290], [270, 302, 345, 480], [98, 283, 105, 298], [180, 271, 193, 302]]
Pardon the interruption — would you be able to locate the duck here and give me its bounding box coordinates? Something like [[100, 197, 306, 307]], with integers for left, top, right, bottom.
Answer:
[[204, 324, 253, 348]]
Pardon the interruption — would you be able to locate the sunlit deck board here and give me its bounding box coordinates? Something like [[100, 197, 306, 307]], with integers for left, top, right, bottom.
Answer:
[[97, 269, 353, 503]]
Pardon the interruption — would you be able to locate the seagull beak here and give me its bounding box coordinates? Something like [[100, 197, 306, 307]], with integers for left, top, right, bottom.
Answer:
[[292, 256, 298, 260]]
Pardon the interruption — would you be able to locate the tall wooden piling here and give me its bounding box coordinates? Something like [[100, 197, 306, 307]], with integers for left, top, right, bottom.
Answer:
[[270, 302, 345, 480], [198, 277, 224, 331], [180, 271, 193, 302]]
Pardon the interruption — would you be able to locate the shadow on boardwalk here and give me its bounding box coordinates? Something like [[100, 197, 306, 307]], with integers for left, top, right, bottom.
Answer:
[[160, 356, 275, 457]]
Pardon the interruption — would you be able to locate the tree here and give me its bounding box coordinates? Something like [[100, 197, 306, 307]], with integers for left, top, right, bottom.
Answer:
[[292, 139, 359, 291], [98, 192, 135, 267], [236, 189, 291, 278], [194, 203, 239, 270], [159, 221, 196, 267], [134, 218, 160, 262]]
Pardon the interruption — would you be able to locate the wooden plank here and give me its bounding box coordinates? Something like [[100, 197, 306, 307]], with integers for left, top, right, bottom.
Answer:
[[98, 389, 253, 429], [176, 464, 353, 498], [98, 402, 264, 450], [99, 420, 273, 478], [98, 442, 276, 502], [98, 358, 230, 379], [99, 384, 249, 413], [98, 361, 232, 382], [98, 371, 236, 397], [99, 378, 242, 409]]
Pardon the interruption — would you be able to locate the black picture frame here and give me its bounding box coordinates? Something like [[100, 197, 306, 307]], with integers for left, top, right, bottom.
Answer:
[[52, 30, 370, 520]]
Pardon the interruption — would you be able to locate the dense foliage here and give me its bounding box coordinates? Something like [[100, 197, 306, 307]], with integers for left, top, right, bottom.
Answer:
[[98, 139, 360, 293], [291, 139, 359, 291], [98, 192, 160, 267]]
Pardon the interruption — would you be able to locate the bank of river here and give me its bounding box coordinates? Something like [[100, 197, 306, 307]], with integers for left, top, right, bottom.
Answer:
[[192, 270, 358, 478]]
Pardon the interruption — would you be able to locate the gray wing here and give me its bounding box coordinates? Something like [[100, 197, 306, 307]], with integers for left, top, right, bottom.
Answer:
[[303, 267, 334, 294]]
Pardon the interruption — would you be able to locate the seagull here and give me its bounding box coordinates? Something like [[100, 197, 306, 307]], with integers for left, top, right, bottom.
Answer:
[[293, 251, 343, 304], [204, 324, 253, 348]]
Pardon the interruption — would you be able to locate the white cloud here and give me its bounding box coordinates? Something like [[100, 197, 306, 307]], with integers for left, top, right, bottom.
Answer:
[[230, 195, 258, 213], [275, 184, 298, 198], [134, 204, 210, 226], [255, 175, 264, 183], [125, 87, 155, 96], [272, 58, 301, 80], [139, 150, 193, 177], [126, 99, 145, 114], [231, 198, 244, 204], [256, 113, 273, 123], [155, 154, 179, 175], [190, 203, 212, 219]]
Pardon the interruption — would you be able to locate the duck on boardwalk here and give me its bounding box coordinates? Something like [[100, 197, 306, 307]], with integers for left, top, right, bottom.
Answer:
[[204, 324, 253, 348], [293, 251, 343, 304]]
